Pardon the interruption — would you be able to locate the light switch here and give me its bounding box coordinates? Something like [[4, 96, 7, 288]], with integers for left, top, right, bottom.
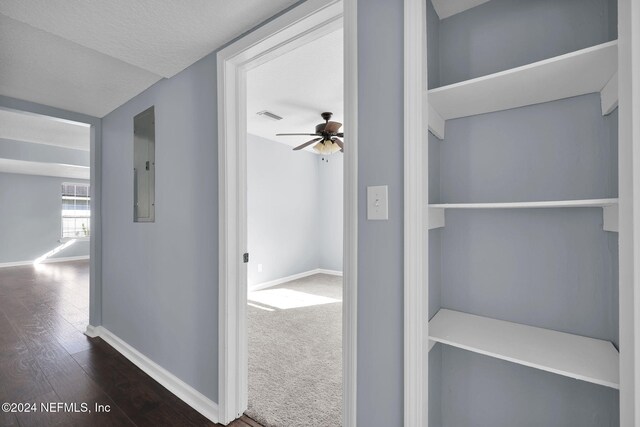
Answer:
[[367, 185, 389, 220]]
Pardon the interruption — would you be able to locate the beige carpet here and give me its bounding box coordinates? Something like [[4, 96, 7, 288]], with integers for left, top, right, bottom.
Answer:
[[246, 274, 342, 427]]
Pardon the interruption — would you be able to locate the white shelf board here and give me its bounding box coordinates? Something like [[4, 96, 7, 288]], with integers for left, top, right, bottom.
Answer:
[[429, 198, 618, 210], [426, 199, 619, 231], [427, 41, 618, 135], [429, 309, 620, 389]]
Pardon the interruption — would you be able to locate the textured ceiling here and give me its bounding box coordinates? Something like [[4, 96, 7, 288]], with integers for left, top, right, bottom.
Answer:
[[247, 29, 343, 150], [0, 0, 299, 117], [0, 109, 90, 151]]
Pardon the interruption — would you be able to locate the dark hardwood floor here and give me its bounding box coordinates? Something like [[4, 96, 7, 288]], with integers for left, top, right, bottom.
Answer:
[[0, 261, 261, 427]]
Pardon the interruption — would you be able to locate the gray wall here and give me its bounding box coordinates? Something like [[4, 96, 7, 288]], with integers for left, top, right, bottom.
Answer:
[[318, 154, 343, 271], [428, 0, 617, 87], [428, 1, 620, 425], [248, 134, 319, 285], [357, 0, 404, 424], [438, 345, 619, 427], [101, 52, 219, 400], [247, 134, 343, 287], [0, 172, 90, 263]]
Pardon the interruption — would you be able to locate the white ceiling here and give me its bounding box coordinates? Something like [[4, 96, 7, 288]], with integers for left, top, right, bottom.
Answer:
[[247, 28, 343, 150], [431, 0, 491, 19], [0, 109, 90, 151], [0, 158, 89, 180], [0, 0, 299, 117]]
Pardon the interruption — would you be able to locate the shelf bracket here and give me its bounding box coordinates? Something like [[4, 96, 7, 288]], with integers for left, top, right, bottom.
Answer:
[[427, 102, 445, 140], [603, 204, 618, 232], [426, 207, 445, 230], [428, 340, 437, 352], [600, 72, 618, 115]]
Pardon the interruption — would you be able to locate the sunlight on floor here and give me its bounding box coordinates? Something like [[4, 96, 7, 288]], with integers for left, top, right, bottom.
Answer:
[[33, 239, 77, 265], [248, 288, 340, 310]]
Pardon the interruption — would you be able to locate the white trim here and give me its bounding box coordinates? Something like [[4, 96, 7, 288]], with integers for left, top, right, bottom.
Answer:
[[217, 1, 356, 425], [0, 255, 89, 269], [603, 204, 619, 233], [84, 324, 100, 338], [426, 206, 445, 231], [600, 71, 618, 115], [404, 0, 426, 425], [427, 102, 445, 140], [42, 255, 90, 263], [342, 0, 358, 425], [617, 0, 640, 424], [60, 237, 90, 242], [318, 268, 343, 276], [249, 268, 344, 292], [83, 326, 219, 423], [0, 260, 35, 268]]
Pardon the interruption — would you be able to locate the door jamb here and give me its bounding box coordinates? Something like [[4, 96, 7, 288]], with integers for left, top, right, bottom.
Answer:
[[216, 0, 357, 424]]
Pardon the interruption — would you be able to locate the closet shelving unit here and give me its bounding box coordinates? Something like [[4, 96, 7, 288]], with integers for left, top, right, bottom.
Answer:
[[424, 0, 622, 425], [428, 309, 619, 389], [426, 41, 619, 139], [428, 198, 620, 231]]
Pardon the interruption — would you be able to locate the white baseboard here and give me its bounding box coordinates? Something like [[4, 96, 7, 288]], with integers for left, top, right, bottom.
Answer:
[[43, 255, 90, 264], [83, 325, 219, 423], [249, 268, 344, 291], [0, 255, 90, 269], [316, 268, 343, 277]]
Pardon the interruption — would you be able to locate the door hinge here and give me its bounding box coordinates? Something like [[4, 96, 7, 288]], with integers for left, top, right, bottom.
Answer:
[[243, 253, 249, 263]]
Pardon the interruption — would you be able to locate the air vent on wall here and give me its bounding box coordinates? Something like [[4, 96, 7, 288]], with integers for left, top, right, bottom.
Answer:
[[256, 110, 283, 121]]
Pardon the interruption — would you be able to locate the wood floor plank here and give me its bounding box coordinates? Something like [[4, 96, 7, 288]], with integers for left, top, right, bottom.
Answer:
[[0, 262, 265, 427]]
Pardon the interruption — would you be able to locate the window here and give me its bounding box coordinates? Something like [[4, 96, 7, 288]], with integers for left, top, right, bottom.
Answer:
[[61, 183, 90, 238]]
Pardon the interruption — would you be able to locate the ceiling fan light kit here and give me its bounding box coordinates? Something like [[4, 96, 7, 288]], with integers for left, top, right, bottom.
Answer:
[[276, 111, 344, 154], [313, 140, 342, 155]]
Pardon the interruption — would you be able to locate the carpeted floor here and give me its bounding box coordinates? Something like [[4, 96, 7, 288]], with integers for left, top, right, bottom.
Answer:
[[246, 274, 342, 427]]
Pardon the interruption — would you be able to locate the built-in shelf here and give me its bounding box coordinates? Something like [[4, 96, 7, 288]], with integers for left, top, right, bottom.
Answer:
[[426, 41, 618, 139], [428, 309, 620, 389], [427, 198, 619, 231]]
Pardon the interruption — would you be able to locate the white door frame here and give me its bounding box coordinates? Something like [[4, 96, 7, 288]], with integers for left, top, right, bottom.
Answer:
[[216, 0, 357, 424], [403, 0, 427, 425], [0, 96, 103, 330]]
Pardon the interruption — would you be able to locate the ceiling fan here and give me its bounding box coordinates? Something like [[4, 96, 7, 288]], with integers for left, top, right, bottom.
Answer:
[[276, 112, 344, 154]]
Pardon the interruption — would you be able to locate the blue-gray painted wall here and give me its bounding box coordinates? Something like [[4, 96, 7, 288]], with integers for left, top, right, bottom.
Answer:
[[248, 134, 319, 285], [247, 134, 343, 286], [429, 0, 617, 88], [318, 153, 343, 272], [101, 51, 219, 400], [427, 0, 620, 425], [0, 172, 90, 263], [357, 0, 405, 424]]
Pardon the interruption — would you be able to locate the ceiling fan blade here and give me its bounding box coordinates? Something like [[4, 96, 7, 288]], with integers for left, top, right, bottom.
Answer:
[[276, 133, 319, 136], [293, 138, 322, 151], [333, 138, 344, 149], [325, 121, 342, 133], [336, 132, 344, 137]]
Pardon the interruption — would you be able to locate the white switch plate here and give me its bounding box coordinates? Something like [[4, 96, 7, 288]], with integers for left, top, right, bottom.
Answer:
[[367, 185, 389, 220], [257, 264, 263, 273]]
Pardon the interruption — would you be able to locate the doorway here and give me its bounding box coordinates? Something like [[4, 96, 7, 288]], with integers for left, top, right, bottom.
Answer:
[[0, 104, 99, 339], [217, 0, 357, 425], [244, 26, 344, 425]]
